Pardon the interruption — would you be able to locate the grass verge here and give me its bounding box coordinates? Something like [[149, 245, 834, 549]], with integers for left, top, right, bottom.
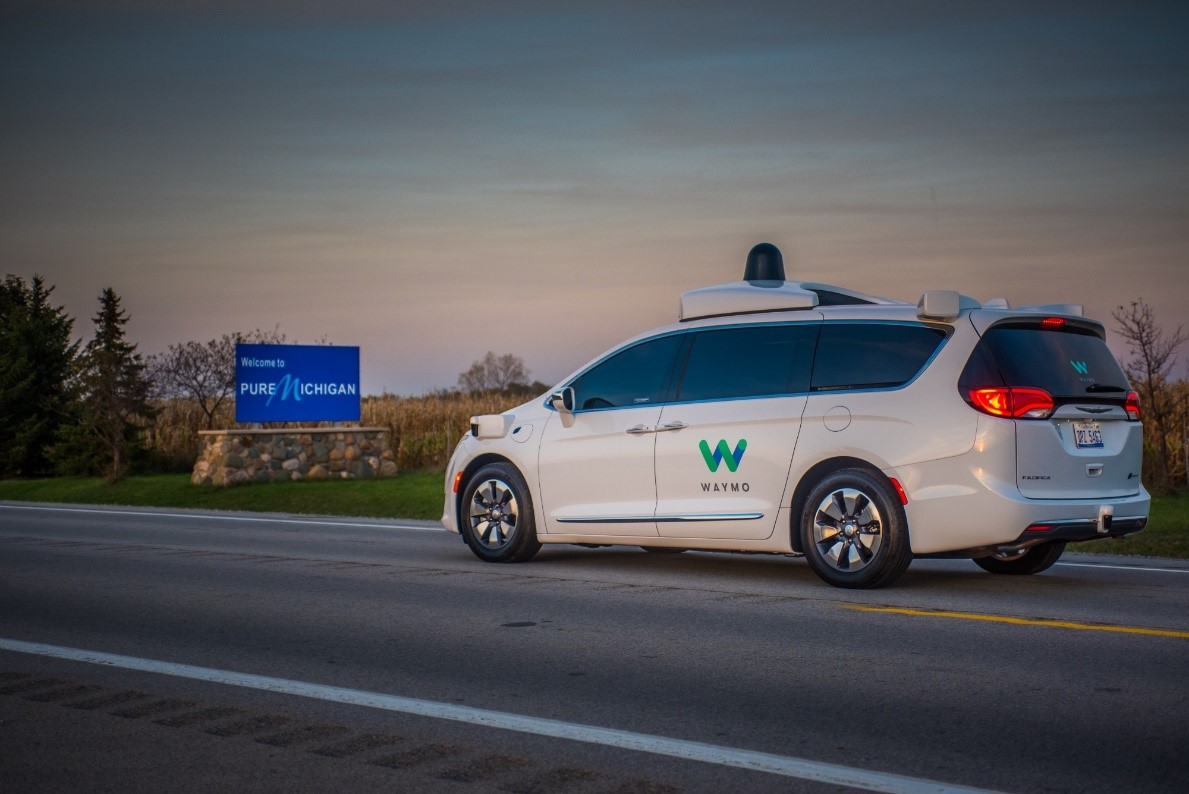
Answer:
[[1077, 491, 1189, 559], [0, 475, 1185, 559], [0, 471, 443, 522]]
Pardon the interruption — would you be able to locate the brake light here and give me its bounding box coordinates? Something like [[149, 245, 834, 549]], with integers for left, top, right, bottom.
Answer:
[[1013, 388, 1056, 418], [1040, 317, 1066, 329], [1125, 391, 1141, 421], [968, 387, 1055, 419], [970, 388, 1011, 416]]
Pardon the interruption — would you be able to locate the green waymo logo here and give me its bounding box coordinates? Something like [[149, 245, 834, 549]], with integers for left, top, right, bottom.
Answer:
[[1070, 360, 1089, 375], [699, 439, 747, 473]]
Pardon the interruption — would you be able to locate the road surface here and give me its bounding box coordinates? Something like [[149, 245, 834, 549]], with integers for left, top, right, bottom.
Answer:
[[1, 502, 1186, 793]]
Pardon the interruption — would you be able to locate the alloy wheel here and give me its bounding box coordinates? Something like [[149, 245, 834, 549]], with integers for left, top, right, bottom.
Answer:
[[811, 487, 884, 572], [468, 478, 519, 550]]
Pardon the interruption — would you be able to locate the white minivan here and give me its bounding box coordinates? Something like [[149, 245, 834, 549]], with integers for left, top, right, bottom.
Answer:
[[442, 244, 1149, 588]]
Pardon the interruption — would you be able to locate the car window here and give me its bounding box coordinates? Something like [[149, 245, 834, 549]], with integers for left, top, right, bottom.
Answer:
[[676, 324, 818, 402], [811, 323, 947, 391], [967, 322, 1129, 398], [571, 334, 684, 411]]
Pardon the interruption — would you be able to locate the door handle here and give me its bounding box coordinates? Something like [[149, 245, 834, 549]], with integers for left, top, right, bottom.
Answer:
[[657, 421, 687, 432], [626, 425, 654, 435]]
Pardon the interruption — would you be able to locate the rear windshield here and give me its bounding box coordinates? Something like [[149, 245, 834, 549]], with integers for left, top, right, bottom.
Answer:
[[962, 322, 1130, 399]]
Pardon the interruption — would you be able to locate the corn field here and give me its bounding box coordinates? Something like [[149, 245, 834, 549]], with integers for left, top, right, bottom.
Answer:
[[142, 390, 536, 472], [362, 392, 527, 469], [1139, 378, 1189, 493]]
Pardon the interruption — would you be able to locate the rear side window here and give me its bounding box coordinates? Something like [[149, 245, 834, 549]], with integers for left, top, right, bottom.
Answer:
[[811, 323, 947, 391], [571, 334, 683, 411], [676, 324, 818, 402], [963, 323, 1129, 399]]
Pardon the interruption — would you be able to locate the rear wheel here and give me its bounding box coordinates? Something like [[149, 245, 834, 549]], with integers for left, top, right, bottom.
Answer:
[[461, 463, 541, 563], [973, 542, 1065, 575], [800, 469, 912, 589]]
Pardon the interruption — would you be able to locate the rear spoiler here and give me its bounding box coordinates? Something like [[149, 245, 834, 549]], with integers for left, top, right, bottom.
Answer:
[[1011, 303, 1084, 317]]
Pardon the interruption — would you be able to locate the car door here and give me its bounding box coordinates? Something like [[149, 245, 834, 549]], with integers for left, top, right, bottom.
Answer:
[[537, 333, 684, 537], [653, 322, 819, 540]]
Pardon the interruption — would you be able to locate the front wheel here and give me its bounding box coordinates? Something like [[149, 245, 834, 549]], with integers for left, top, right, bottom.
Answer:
[[973, 542, 1065, 575], [799, 469, 912, 589], [460, 464, 541, 563]]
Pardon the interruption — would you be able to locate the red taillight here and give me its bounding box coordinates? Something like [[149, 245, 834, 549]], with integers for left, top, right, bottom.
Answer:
[[968, 387, 1055, 419], [1040, 317, 1066, 329], [1125, 391, 1141, 421], [970, 387, 1011, 416], [1012, 388, 1056, 418]]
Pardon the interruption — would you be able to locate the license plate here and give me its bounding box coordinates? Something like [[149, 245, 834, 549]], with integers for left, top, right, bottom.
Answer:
[[1073, 421, 1103, 449]]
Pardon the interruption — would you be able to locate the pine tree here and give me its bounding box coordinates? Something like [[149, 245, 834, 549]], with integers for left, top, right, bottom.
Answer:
[[74, 288, 154, 482], [0, 275, 79, 476]]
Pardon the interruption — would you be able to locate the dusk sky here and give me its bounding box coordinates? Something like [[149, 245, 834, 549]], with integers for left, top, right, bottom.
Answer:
[[2, 1, 1187, 394]]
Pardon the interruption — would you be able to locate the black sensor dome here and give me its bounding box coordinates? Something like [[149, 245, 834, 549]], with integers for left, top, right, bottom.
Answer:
[[744, 243, 785, 282]]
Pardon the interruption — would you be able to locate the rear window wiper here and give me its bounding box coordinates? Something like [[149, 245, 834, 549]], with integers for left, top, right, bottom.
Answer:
[[1085, 383, 1126, 393]]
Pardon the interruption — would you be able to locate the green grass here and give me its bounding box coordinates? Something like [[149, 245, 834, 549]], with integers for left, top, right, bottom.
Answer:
[[1077, 491, 1189, 559], [0, 470, 444, 521], [1, 474, 1186, 559]]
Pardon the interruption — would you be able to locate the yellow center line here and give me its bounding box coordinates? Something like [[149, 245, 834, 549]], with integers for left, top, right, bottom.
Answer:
[[842, 604, 1189, 639]]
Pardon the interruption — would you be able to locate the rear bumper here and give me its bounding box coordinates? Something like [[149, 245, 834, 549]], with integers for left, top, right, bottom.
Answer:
[[1013, 514, 1147, 544], [895, 436, 1151, 554], [914, 511, 1149, 559]]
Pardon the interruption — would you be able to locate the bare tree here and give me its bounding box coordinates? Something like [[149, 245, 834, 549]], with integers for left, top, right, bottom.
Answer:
[[1112, 299, 1187, 492], [458, 351, 530, 394], [148, 327, 286, 429]]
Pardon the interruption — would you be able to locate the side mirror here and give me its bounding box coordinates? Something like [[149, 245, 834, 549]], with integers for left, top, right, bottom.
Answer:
[[550, 386, 576, 415]]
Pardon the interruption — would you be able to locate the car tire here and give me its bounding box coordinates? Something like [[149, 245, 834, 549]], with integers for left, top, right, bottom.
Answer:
[[460, 463, 541, 563], [973, 542, 1066, 575], [799, 468, 912, 589]]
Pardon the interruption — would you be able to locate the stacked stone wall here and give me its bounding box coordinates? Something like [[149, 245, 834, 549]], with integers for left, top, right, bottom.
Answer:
[[192, 428, 395, 486]]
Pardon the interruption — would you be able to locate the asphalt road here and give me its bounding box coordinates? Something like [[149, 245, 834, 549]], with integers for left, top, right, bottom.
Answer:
[[1, 501, 1186, 793]]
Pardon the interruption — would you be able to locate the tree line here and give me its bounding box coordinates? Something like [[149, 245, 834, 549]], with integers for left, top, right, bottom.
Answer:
[[2, 272, 1185, 490], [0, 273, 543, 482], [1, 277, 150, 482]]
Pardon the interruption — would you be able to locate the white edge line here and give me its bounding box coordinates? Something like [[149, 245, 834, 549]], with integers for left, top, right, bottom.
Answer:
[[0, 503, 442, 532], [1056, 561, 1189, 574], [0, 638, 995, 794]]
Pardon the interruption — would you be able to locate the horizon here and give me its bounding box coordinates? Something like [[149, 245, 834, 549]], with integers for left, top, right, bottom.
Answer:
[[3, 2, 1186, 393]]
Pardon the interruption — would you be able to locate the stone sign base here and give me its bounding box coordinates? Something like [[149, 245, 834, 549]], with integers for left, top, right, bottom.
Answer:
[[192, 428, 395, 486]]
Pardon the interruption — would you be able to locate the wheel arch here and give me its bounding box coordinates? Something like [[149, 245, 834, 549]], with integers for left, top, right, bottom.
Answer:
[[455, 453, 522, 528], [788, 455, 900, 553]]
